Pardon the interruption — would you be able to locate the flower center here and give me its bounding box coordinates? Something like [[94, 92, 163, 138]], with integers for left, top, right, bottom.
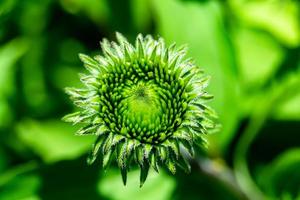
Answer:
[[97, 60, 187, 144], [120, 82, 163, 142]]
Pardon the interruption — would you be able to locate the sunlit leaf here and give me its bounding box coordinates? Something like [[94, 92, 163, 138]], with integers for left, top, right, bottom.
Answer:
[[16, 119, 95, 163]]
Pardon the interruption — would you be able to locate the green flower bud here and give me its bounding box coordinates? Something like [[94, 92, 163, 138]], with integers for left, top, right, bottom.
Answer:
[[63, 32, 217, 187]]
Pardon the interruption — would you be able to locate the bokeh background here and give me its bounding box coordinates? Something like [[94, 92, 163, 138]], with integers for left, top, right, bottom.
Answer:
[[0, 0, 300, 199]]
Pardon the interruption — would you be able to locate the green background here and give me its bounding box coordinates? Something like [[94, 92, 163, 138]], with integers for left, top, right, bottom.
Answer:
[[0, 0, 300, 199]]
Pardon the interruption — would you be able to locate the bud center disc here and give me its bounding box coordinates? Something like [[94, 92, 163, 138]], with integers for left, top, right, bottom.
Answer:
[[120, 81, 163, 141]]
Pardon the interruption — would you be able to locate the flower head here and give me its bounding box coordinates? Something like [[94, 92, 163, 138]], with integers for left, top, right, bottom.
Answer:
[[63, 33, 217, 186]]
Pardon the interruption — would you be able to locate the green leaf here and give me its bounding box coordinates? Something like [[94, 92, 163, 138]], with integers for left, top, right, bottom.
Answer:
[[0, 173, 41, 200], [231, 27, 284, 88], [98, 169, 175, 200], [256, 148, 300, 199], [229, 0, 300, 47], [16, 119, 94, 163], [0, 38, 28, 128]]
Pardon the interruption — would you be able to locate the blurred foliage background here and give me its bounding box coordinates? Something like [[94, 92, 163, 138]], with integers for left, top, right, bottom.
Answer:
[[0, 0, 299, 199]]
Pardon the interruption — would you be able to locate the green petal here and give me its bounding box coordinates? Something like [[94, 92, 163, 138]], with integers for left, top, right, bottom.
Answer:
[[87, 135, 105, 164], [79, 53, 101, 75], [76, 124, 98, 135], [144, 144, 153, 159], [177, 155, 191, 173], [102, 133, 114, 153], [116, 140, 128, 168], [179, 139, 195, 157], [158, 146, 168, 163], [103, 148, 114, 170], [150, 150, 159, 173], [139, 160, 150, 187], [164, 139, 179, 159], [120, 166, 127, 186], [166, 159, 176, 174], [135, 144, 145, 166], [116, 32, 128, 45], [136, 34, 145, 58]]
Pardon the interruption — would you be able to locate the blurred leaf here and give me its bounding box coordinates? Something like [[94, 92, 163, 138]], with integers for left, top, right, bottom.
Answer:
[[52, 64, 83, 90], [0, 172, 40, 200], [273, 91, 300, 120], [18, 0, 50, 35], [231, 27, 284, 88], [0, 147, 8, 173], [229, 0, 300, 47], [152, 0, 240, 152], [256, 148, 300, 199], [0, 38, 28, 98], [273, 67, 300, 120], [21, 38, 50, 116], [16, 119, 95, 163], [59, 0, 109, 24], [0, 0, 16, 18], [0, 38, 28, 128], [98, 168, 175, 200], [130, 0, 151, 32]]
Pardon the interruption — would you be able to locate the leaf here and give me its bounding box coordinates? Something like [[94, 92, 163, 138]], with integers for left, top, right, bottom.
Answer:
[[231, 27, 284, 88], [98, 169, 175, 200], [0, 173, 41, 200], [0, 38, 28, 128], [256, 148, 300, 199], [229, 0, 300, 47], [16, 119, 94, 163]]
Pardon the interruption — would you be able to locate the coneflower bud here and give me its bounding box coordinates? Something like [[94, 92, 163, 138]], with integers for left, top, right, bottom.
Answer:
[[63, 32, 217, 187]]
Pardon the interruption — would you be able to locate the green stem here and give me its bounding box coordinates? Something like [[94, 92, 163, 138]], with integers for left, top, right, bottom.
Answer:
[[234, 71, 300, 200]]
